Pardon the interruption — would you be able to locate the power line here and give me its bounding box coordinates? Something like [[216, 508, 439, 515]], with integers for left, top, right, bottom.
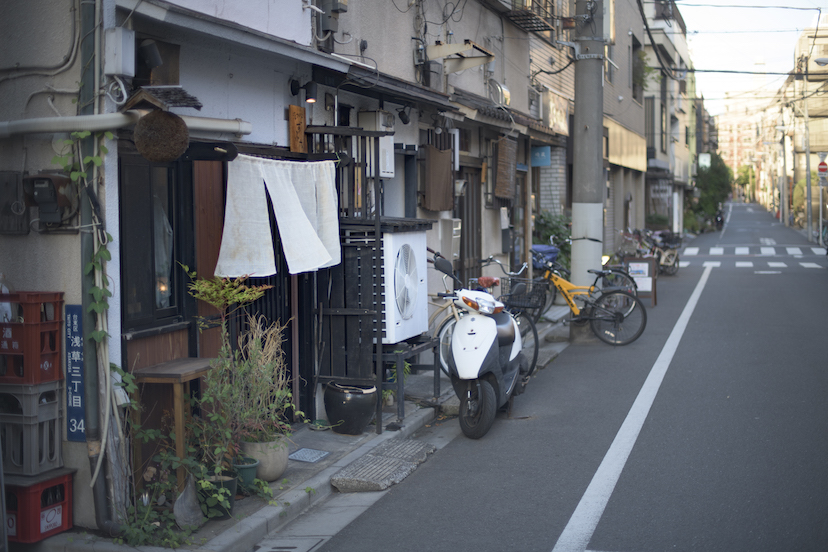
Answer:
[[664, 2, 820, 10], [678, 68, 814, 76]]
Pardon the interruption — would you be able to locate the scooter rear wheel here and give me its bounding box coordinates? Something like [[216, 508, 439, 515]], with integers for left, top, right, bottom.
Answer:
[[459, 379, 496, 439], [662, 253, 679, 275]]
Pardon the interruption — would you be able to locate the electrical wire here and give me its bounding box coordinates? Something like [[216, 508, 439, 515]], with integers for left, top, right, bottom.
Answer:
[[636, 0, 678, 80]]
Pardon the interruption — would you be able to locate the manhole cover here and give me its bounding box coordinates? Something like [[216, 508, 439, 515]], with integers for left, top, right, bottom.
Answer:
[[289, 448, 330, 463]]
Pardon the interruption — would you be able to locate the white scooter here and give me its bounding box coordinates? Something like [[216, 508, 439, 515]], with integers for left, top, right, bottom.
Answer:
[[433, 254, 532, 439]]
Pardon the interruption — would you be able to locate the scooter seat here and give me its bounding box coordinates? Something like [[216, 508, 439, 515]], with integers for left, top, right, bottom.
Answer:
[[492, 311, 515, 346]]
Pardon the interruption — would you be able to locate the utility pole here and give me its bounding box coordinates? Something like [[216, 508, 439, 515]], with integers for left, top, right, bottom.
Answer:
[[804, 70, 814, 241], [570, 0, 605, 286]]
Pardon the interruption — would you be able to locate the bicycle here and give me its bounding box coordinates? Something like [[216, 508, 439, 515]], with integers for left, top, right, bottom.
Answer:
[[426, 248, 466, 377], [530, 251, 638, 324], [534, 259, 647, 346]]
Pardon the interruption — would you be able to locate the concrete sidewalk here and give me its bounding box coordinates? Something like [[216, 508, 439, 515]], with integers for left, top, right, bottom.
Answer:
[[22, 321, 568, 552]]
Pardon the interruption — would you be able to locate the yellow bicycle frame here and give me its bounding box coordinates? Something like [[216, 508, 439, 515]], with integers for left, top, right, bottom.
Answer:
[[540, 269, 598, 317]]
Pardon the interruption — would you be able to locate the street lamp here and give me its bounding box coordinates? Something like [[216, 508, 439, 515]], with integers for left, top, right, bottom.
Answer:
[[802, 57, 828, 242]]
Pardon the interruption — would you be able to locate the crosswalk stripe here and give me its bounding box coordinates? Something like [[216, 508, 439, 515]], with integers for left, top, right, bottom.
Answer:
[[710, 247, 724, 255], [678, 261, 690, 267], [735, 247, 750, 255], [684, 247, 699, 256], [786, 247, 802, 255], [760, 247, 775, 256], [800, 262, 823, 269], [812, 247, 827, 255], [735, 261, 753, 267], [768, 262, 787, 267]]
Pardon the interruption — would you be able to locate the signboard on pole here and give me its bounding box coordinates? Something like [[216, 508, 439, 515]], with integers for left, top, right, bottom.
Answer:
[[819, 155, 827, 186]]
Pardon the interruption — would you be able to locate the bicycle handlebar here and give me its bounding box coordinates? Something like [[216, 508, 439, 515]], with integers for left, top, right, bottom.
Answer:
[[479, 255, 528, 276]]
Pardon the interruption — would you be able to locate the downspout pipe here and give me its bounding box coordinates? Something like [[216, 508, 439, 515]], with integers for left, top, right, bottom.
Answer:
[[77, 0, 124, 537], [0, 111, 252, 139]]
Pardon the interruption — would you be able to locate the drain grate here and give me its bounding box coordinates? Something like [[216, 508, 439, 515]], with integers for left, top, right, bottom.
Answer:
[[289, 448, 330, 463]]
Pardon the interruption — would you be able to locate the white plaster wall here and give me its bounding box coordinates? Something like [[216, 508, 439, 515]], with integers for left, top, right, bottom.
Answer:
[[174, 39, 302, 146], [0, 0, 84, 301], [333, 0, 530, 111], [164, 0, 311, 46]]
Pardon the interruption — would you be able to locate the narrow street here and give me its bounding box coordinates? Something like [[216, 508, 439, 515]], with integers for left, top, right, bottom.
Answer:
[[258, 203, 828, 552]]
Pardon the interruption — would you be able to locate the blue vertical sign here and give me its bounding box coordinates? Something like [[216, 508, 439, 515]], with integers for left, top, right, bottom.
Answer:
[[65, 305, 86, 441]]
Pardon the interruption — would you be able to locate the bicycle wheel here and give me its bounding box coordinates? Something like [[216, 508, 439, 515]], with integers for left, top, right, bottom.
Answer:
[[599, 269, 637, 296], [436, 315, 459, 376], [523, 277, 549, 324], [588, 290, 647, 346], [514, 311, 539, 375]]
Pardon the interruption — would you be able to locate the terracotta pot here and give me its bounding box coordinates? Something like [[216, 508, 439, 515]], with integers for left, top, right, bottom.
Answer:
[[239, 438, 289, 482], [323, 383, 377, 435]]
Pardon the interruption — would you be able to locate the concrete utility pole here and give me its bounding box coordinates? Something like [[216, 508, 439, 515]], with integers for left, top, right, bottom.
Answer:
[[570, 0, 605, 286]]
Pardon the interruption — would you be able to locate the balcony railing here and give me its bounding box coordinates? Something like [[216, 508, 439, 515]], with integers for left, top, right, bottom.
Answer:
[[504, 1, 554, 33]]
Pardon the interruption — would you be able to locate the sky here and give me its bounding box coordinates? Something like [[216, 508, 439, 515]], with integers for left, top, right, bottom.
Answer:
[[673, 0, 825, 116]]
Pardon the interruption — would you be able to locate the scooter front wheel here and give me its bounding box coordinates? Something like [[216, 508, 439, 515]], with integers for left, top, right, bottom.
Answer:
[[459, 379, 496, 439]]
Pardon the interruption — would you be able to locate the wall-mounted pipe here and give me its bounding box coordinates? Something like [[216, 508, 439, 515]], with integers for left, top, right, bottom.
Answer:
[[0, 111, 252, 139]]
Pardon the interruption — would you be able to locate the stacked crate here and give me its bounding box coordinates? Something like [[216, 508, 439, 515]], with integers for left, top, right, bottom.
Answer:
[[0, 292, 73, 543]]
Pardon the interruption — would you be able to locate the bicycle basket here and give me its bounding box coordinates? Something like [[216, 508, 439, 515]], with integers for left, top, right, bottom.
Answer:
[[499, 277, 548, 309]]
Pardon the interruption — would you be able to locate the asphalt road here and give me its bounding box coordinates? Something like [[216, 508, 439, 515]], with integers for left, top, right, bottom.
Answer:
[[260, 202, 828, 552]]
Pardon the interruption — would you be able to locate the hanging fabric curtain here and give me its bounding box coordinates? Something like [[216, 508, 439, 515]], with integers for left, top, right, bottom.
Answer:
[[214, 155, 277, 277], [214, 154, 341, 277]]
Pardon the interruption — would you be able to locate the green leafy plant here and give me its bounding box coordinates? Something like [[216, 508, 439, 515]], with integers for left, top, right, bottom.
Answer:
[[533, 211, 571, 270], [632, 49, 659, 91], [112, 367, 198, 547], [182, 267, 299, 474]]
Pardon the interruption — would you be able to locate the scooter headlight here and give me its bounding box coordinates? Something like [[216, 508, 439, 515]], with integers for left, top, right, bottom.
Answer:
[[463, 295, 497, 314]]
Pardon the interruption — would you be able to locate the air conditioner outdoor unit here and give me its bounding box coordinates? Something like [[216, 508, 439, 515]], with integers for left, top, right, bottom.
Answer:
[[381, 230, 428, 344], [358, 110, 395, 178]]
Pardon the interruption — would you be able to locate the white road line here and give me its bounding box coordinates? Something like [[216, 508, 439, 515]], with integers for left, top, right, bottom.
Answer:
[[812, 247, 827, 255], [735, 247, 750, 255], [735, 261, 753, 267], [768, 262, 787, 268], [755, 271, 781, 274], [760, 247, 776, 256], [684, 247, 699, 256], [703, 261, 721, 267], [678, 261, 690, 268], [552, 265, 715, 552], [800, 262, 823, 269], [760, 237, 776, 245], [709, 247, 724, 255], [786, 247, 802, 255]]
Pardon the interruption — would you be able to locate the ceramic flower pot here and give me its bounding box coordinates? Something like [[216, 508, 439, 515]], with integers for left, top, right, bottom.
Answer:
[[232, 456, 260, 490], [240, 438, 289, 482], [323, 383, 377, 435]]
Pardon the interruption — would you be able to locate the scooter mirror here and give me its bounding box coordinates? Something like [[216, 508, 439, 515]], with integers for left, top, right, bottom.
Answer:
[[433, 256, 454, 276]]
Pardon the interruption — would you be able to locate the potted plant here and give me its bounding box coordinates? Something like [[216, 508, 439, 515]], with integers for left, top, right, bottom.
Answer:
[[182, 267, 296, 483], [180, 267, 282, 512], [233, 313, 295, 482]]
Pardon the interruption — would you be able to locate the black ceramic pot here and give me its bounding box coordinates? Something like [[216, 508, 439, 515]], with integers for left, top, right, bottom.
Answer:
[[324, 383, 377, 435]]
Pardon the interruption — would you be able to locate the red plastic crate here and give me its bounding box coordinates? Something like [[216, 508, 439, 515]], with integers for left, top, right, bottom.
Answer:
[[0, 292, 63, 385], [4, 468, 74, 543]]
